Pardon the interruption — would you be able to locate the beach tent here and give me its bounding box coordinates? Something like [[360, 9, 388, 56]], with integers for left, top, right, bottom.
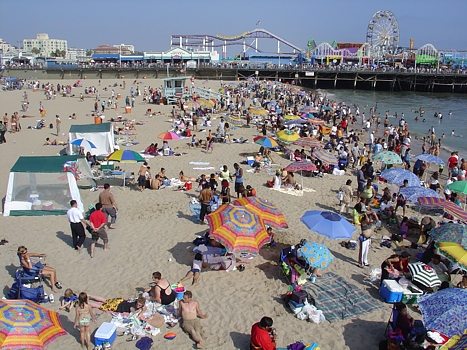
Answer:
[[68, 123, 114, 156], [4, 155, 88, 216]]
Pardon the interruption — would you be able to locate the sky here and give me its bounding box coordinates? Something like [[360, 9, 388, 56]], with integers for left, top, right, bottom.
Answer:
[[1, 0, 467, 55]]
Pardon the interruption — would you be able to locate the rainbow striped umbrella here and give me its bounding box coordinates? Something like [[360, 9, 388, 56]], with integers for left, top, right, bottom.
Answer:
[[372, 150, 402, 164], [0, 300, 66, 350], [232, 197, 288, 229], [417, 196, 447, 207], [206, 204, 269, 254], [157, 131, 181, 141], [254, 136, 278, 148], [284, 162, 317, 173], [312, 149, 338, 165], [301, 106, 320, 114], [306, 118, 325, 126], [106, 149, 145, 163], [293, 137, 323, 149]]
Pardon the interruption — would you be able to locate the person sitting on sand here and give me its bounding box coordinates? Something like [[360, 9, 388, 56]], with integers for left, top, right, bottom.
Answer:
[[177, 290, 208, 349], [151, 174, 162, 190], [282, 171, 296, 188], [179, 253, 208, 286], [144, 271, 176, 305], [17, 245, 63, 293], [180, 171, 197, 182], [268, 170, 282, 189]]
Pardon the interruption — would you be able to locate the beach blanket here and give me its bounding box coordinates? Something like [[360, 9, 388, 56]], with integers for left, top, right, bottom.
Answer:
[[270, 187, 315, 196], [302, 272, 384, 323], [193, 167, 215, 170], [189, 162, 210, 165]]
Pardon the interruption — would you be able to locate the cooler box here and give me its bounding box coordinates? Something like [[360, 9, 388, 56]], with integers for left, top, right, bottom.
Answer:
[[100, 162, 115, 171], [288, 300, 303, 314], [291, 290, 308, 304], [246, 156, 255, 166], [94, 322, 117, 346], [185, 181, 192, 190], [401, 285, 423, 305], [380, 279, 403, 303], [41, 201, 53, 210]]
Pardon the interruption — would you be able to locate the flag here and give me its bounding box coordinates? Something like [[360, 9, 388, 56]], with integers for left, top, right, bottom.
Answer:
[[256, 21, 261, 26]]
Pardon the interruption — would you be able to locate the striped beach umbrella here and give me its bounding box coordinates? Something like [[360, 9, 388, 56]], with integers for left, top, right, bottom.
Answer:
[[157, 131, 181, 141], [417, 196, 447, 207], [301, 106, 319, 114], [253, 136, 278, 148], [70, 138, 97, 149], [293, 137, 323, 149], [306, 118, 325, 125], [232, 197, 288, 229], [284, 162, 317, 173], [225, 115, 244, 126], [312, 149, 338, 165], [372, 150, 402, 164], [408, 262, 441, 288]]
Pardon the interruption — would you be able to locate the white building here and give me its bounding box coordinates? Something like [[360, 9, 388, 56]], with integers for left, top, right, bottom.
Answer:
[[113, 43, 135, 54], [67, 47, 88, 62], [0, 38, 14, 55], [22, 33, 67, 57]]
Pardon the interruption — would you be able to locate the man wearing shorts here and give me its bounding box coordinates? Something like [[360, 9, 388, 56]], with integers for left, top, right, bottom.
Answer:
[[99, 183, 118, 228], [89, 203, 109, 258], [177, 290, 208, 349], [231, 163, 244, 198]]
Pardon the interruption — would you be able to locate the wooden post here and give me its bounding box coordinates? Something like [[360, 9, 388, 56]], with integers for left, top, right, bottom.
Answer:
[[334, 74, 337, 89], [354, 74, 357, 89]]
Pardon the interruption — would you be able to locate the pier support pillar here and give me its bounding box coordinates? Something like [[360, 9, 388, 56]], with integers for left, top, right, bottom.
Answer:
[[354, 74, 357, 89], [334, 74, 337, 89], [391, 77, 396, 92]]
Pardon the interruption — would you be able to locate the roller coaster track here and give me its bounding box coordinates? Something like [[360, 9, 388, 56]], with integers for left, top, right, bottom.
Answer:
[[171, 28, 304, 54]]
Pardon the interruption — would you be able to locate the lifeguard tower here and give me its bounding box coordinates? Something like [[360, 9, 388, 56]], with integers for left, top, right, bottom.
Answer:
[[162, 76, 193, 104]]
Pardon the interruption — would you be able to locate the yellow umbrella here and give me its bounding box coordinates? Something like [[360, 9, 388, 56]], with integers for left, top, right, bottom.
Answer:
[[198, 98, 214, 108], [248, 106, 268, 115], [276, 129, 300, 143], [435, 241, 467, 270], [283, 114, 300, 120]]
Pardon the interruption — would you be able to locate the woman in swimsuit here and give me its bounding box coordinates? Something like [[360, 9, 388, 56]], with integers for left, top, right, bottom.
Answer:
[[146, 271, 176, 305], [74, 292, 96, 349]]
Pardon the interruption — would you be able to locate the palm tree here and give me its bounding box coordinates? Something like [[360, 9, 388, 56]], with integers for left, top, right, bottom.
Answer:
[[31, 47, 40, 55]]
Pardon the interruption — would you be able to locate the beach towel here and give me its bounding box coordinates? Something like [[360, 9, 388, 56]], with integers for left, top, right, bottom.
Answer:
[[193, 167, 215, 170], [270, 187, 316, 196], [189, 162, 210, 165], [302, 272, 384, 323]]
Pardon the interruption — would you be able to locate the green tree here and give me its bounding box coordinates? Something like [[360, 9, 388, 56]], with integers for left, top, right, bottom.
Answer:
[[31, 47, 40, 55], [60, 50, 66, 58]]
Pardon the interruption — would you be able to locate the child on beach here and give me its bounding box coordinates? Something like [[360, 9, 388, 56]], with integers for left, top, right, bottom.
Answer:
[[266, 227, 276, 247], [60, 288, 78, 312], [74, 292, 96, 349], [179, 253, 207, 286], [400, 217, 409, 238]]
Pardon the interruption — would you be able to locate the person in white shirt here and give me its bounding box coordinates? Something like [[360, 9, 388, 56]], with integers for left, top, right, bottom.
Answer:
[[428, 255, 450, 281], [66, 200, 88, 253]]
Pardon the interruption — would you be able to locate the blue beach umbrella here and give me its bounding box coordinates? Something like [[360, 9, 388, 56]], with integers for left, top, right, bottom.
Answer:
[[285, 118, 308, 126], [70, 138, 97, 149], [299, 241, 334, 270], [301, 210, 356, 240], [414, 154, 445, 165], [399, 186, 443, 203], [380, 168, 421, 187]]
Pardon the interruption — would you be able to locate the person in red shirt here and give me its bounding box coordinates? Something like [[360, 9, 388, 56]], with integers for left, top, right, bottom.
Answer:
[[447, 152, 459, 177], [250, 316, 276, 350], [89, 203, 109, 258]]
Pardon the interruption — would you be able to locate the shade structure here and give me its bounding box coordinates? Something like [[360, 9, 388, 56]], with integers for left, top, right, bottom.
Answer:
[[70, 138, 97, 149], [292, 137, 323, 149], [429, 224, 467, 249], [312, 149, 338, 166], [417, 196, 447, 207], [414, 153, 445, 165], [418, 288, 467, 337], [380, 168, 420, 187], [299, 241, 334, 270], [372, 151, 402, 165], [284, 162, 317, 173], [301, 106, 319, 114], [231, 197, 288, 229], [408, 262, 441, 288], [276, 129, 300, 143], [399, 186, 443, 203], [285, 118, 308, 126], [206, 204, 269, 254], [306, 118, 325, 126], [225, 115, 244, 126], [184, 101, 200, 109], [435, 241, 467, 271], [157, 131, 181, 141], [417, 197, 467, 222], [253, 136, 278, 148], [448, 180, 467, 195], [248, 107, 268, 116], [300, 210, 356, 240], [198, 98, 214, 108], [283, 114, 300, 120], [0, 299, 66, 349], [106, 149, 145, 163]]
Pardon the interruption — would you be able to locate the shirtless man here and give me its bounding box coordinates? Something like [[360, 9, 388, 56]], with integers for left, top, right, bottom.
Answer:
[[177, 291, 208, 349], [137, 161, 148, 192], [3, 113, 8, 131]]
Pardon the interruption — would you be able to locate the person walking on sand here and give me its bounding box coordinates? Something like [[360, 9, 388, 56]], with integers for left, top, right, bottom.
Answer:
[[230, 163, 244, 198], [55, 115, 61, 136], [66, 200, 88, 253], [137, 161, 148, 192], [74, 292, 96, 350], [89, 203, 109, 258], [198, 183, 213, 224], [98, 183, 118, 229], [177, 290, 208, 349]]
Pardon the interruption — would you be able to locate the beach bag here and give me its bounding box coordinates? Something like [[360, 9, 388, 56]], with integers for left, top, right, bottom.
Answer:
[[337, 190, 344, 201], [309, 309, 326, 324], [20, 285, 47, 303]]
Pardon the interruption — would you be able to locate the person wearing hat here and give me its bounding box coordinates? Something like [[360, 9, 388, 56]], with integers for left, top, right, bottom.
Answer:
[[419, 216, 436, 244], [380, 252, 411, 286]]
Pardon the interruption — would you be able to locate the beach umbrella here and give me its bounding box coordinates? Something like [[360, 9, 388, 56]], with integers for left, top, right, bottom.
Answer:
[[198, 98, 214, 108], [276, 129, 300, 143], [380, 168, 420, 187], [292, 137, 323, 149], [231, 196, 288, 229], [306, 118, 325, 126], [0, 299, 66, 349], [417, 196, 447, 208], [267, 101, 278, 110], [418, 288, 467, 337], [157, 131, 181, 141], [225, 115, 244, 126], [184, 101, 200, 109], [312, 149, 338, 166], [408, 262, 441, 288], [414, 153, 445, 165], [429, 224, 467, 249], [298, 241, 335, 270], [399, 186, 443, 203], [448, 181, 467, 195], [301, 106, 319, 114], [106, 149, 146, 188], [70, 138, 97, 149], [442, 201, 467, 223], [248, 107, 268, 116], [285, 118, 308, 126], [435, 241, 467, 271], [372, 151, 402, 165], [300, 210, 357, 240], [283, 114, 300, 120], [40, 109, 46, 117], [254, 136, 278, 148], [206, 204, 269, 254], [284, 162, 317, 173]]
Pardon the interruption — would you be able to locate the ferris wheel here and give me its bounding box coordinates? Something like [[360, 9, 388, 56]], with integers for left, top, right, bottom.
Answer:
[[366, 10, 400, 59]]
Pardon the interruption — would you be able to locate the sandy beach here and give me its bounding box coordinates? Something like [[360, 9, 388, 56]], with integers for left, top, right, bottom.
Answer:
[[0, 78, 445, 349]]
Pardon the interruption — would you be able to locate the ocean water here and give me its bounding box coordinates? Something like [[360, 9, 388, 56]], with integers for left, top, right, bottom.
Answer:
[[321, 90, 467, 154]]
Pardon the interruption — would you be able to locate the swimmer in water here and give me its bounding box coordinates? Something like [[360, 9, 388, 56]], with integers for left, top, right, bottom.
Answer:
[[452, 130, 455, 136], [415, 117, 419, 121], [422, 119, 426, 122], [449, 110, 452, 116], [442, 133, 445, 138]]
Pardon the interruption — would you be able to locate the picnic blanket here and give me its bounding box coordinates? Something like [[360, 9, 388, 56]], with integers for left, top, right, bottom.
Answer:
[[302, 272, 384, 323], [270, 187, 315, 197]]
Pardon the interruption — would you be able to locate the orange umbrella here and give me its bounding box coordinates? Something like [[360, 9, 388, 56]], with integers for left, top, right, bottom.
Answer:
[[232, 197, 288, 229]]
